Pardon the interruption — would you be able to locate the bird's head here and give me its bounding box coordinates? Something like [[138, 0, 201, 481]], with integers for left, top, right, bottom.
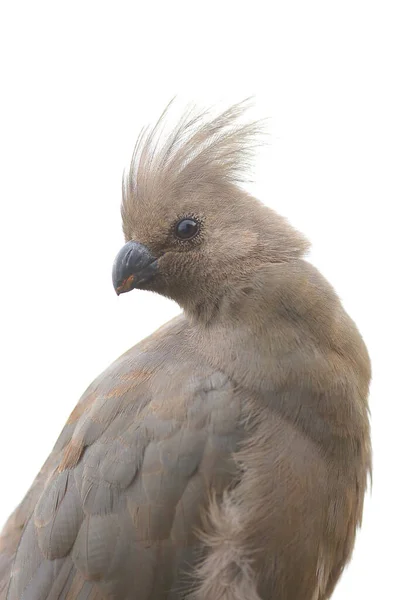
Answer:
[[112, 101, 309, 322]]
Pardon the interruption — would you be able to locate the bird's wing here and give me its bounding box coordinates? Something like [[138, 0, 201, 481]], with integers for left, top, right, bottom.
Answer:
[[0, 450, 65, 600], [0, 316, 244, 600]]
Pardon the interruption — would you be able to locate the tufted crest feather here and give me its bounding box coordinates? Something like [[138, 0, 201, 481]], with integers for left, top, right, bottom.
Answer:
[[121, 99, 265, 215]]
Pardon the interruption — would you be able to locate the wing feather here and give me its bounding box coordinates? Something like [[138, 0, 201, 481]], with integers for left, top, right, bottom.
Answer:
[[0, 316, 243, 599]]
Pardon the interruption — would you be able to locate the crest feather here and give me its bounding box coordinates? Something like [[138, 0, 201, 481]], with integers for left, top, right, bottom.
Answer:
[[122, 99, 266, 212]]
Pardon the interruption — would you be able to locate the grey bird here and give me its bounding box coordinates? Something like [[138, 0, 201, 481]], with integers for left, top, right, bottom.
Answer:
[[0, 102, 371, 600]]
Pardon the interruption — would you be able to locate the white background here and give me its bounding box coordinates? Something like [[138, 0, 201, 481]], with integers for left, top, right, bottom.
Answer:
[[0, 2, 398, 598]]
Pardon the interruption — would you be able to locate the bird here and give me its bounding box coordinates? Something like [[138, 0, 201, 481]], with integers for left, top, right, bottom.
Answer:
[[0, 101, 371, 600]]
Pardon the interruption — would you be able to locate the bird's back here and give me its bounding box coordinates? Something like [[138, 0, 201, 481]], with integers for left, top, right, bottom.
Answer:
[[0, 315, 244, 599]]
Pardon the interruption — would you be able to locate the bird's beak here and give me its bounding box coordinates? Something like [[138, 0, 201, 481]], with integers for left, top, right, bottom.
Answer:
[[112, 241, 158, 295]]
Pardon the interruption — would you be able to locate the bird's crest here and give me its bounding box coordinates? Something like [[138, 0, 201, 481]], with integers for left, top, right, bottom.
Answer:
[[122, 99, 266, 214]]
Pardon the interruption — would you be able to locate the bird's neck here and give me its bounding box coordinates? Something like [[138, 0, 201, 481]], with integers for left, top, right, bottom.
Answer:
[[184, 258, 371, 461]]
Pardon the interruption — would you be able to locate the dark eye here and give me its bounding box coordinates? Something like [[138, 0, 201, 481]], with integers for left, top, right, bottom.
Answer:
[[175, 218, 199, 240]]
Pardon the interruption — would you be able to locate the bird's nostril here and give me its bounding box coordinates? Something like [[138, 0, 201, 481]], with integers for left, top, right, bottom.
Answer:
[[124, 248, 133, 266]]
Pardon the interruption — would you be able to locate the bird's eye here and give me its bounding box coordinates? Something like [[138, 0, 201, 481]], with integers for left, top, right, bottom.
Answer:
[[175, 218, 200, 240]]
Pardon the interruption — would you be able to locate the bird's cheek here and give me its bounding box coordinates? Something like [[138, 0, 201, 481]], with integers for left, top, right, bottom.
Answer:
[[156, 253, 204, 295], [157, 253, 185, 282]]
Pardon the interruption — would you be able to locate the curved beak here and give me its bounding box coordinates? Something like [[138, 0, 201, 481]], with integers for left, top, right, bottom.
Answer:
[[112, 241, 158, 295]]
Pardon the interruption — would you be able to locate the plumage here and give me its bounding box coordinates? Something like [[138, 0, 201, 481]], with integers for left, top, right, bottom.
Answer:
[[0, 101, 371, 600]]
